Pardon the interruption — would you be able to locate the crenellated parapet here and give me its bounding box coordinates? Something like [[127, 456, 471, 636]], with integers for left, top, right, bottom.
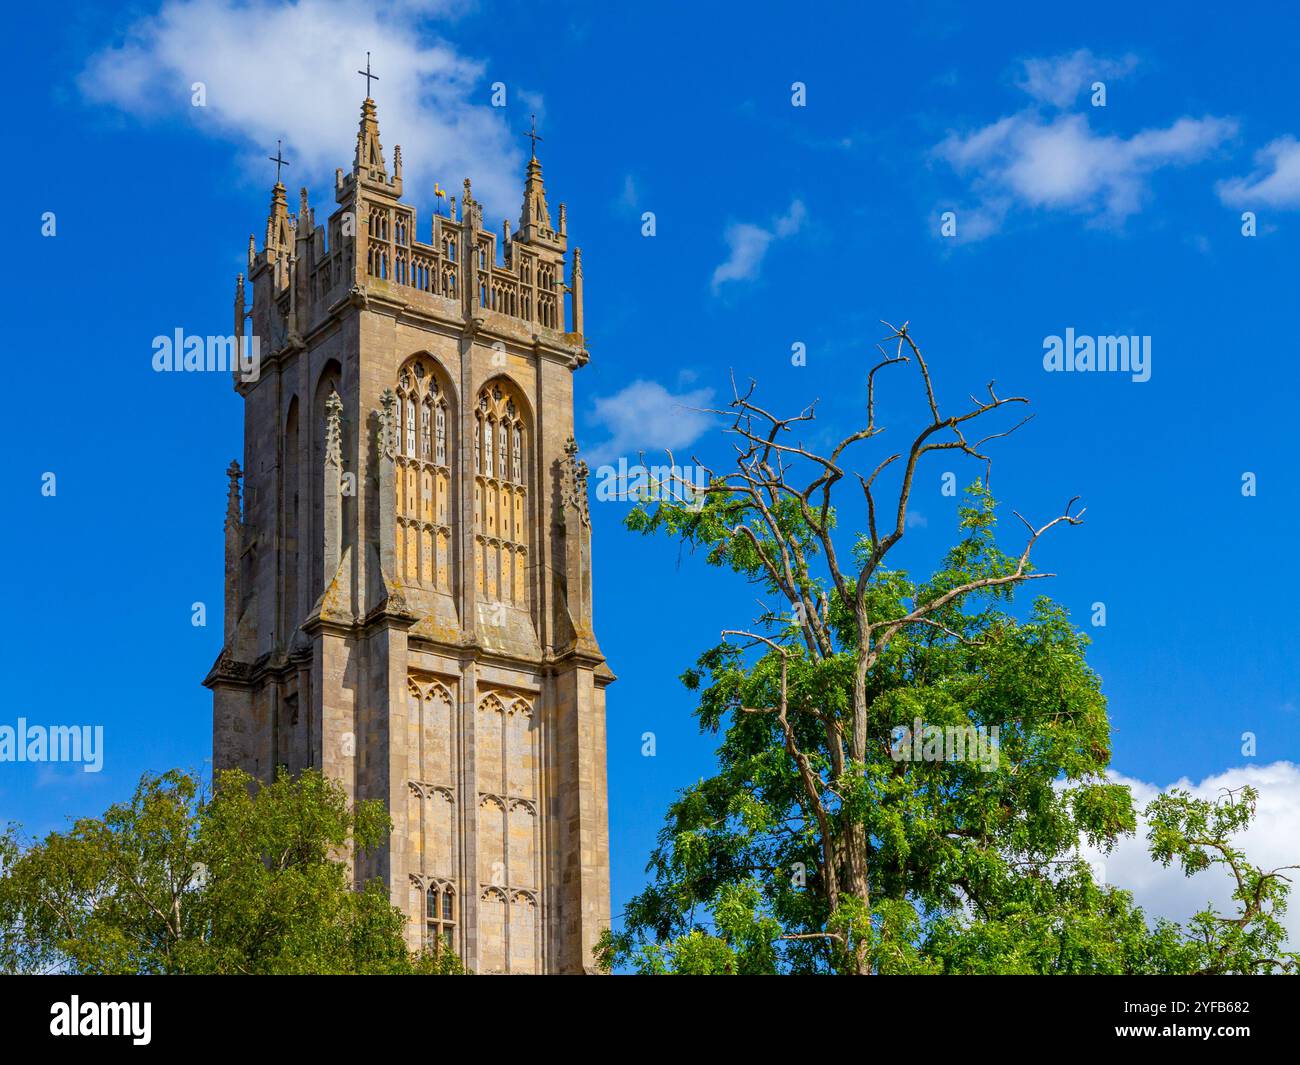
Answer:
[[240, 97, 584, 392]]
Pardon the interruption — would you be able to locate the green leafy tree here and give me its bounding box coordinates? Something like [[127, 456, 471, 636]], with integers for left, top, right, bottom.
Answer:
[[0, 768, 464, 975], [600, 324, 1297, 975]]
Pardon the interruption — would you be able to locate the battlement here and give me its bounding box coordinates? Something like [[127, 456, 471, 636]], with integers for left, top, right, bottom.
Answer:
[[351, 202, 566, 333], [239, 97, 584, 371]]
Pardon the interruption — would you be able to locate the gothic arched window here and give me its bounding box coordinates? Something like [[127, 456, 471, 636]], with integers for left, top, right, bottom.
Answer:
[[395, 357, 453, 592], [473, 380, 529, 608]]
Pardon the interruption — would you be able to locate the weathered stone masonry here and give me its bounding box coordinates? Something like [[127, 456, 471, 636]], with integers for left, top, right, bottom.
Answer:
[[204, 96, 612, 974]]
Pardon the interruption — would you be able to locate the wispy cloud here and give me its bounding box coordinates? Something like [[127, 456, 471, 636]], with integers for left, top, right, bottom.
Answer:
[[710, 199, 805, 292], [934, 52, 1235, 241], [939, 113, 1235, 226], [1217, 135, 1300, 208], [1015, 47, 1138, 108], [585, 380, 715, 467], [79, 0, 529, 217]]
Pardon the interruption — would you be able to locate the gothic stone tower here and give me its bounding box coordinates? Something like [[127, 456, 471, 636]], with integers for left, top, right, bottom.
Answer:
[[204, 96, 612, 974]]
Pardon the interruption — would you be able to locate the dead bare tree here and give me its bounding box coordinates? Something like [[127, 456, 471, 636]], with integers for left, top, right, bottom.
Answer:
[[650, 321, 1084, 974]]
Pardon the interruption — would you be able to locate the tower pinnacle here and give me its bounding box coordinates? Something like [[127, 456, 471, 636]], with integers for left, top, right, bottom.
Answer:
[[518, 150, 554, 244], [355, 96, 386, 175], [263, 181, 292, 258]]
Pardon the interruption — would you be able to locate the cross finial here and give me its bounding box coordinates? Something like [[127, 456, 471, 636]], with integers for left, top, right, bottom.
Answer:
[[358, 51, 379, 99], [268, 139, 290, 184], [523, 114, 543, 158]]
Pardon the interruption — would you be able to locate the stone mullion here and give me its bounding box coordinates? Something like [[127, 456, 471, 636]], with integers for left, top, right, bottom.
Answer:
[[500, 704, 512, 971], [532, 703, 544, 970], [497, 482, 507, 602], [417, 779, 427, 878], [415, 458, 425, 585]]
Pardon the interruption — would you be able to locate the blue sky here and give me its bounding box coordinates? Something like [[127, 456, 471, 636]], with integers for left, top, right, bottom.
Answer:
[[5, 0, 1299, 938]]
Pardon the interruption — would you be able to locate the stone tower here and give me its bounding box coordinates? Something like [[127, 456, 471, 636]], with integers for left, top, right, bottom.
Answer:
[[204, 96, 613, 975]]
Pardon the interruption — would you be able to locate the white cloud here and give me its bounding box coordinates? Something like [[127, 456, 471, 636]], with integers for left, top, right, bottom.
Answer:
[[934, 49, 1235, 241], [585, 380, 715, 467], [1016, 48, 1138, 108], [1217, 135, 1300, 208], [711, 199, 805, 292], [1080, 761, 1300, 951], [935, 111, 1236, 239], [79, 0, 529, 217]]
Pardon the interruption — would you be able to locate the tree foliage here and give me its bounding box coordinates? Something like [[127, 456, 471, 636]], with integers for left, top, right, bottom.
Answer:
[[601, 327, 1297, 975], [0, 768, 464, 975]]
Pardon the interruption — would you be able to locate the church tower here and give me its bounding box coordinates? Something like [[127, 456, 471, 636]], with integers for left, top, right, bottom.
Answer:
[[204, 94, 613, 975]]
